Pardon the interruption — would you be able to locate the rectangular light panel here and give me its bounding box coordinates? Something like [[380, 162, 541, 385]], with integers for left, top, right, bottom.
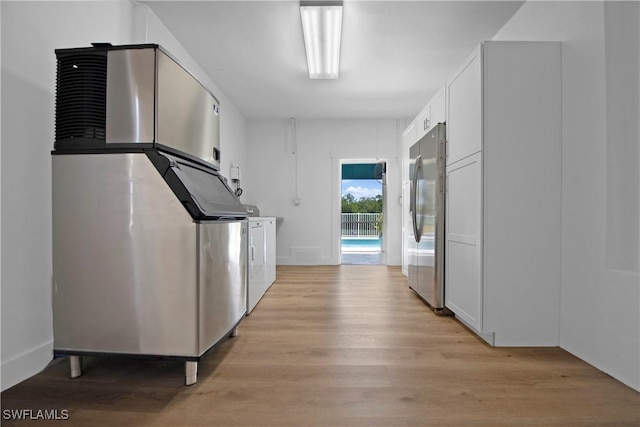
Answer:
[[300, 1, 343, 79]]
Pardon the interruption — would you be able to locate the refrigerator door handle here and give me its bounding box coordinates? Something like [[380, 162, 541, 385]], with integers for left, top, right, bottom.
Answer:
[[411, 154, 422, 243], [410, 164, 415, 216]]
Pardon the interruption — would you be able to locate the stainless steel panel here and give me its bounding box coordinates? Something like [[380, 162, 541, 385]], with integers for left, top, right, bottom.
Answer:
[[157, 51, 220, 169], [198, 221, 247, 354], [106, 49, 156, 144], [52, 153, 199, 356]]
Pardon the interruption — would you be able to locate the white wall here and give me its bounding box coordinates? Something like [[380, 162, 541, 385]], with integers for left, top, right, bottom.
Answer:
[[245, 119, 404, 266], [0, 1, 248, 391], [493, 0, 640, 391]]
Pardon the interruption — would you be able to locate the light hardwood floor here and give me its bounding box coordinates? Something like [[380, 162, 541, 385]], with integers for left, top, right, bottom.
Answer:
[[2, 266, 639, 426]]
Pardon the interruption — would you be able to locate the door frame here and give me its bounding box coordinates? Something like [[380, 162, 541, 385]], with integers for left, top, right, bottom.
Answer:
[[331, 158, 387, 265]]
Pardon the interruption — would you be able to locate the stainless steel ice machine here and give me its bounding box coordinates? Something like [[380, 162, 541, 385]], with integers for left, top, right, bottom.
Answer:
[[52, 44, 247, 385]]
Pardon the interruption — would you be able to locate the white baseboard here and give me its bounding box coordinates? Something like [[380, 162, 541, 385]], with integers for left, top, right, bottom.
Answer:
[[276, 255, 337, 266], [454, 317, 496, 346], [1, 340, 53, 391]]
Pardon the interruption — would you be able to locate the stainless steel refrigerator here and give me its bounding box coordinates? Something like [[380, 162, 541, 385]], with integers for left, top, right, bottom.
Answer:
[[408, 123, 447, 312]]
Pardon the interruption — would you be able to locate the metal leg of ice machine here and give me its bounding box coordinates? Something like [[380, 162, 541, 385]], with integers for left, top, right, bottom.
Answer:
[[185, 361, 198, 386], [69, 356, 82, 379]]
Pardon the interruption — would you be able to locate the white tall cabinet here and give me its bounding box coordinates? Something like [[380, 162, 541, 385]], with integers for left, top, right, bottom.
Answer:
[[444, 41, 562, 346]]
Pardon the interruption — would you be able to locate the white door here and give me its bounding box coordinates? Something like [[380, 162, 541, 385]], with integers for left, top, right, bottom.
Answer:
[[445, 153, 483, 330]]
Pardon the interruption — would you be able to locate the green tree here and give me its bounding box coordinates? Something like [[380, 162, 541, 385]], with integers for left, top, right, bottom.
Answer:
[[341, 194, 356, 213], [341, 194, 382, 213]]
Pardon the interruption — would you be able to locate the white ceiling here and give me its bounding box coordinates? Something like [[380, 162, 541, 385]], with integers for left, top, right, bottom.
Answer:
[[145, 1, 524, 119]]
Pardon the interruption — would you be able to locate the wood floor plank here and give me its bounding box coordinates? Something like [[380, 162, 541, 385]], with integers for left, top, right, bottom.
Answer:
[[1, 265, 638, 426]]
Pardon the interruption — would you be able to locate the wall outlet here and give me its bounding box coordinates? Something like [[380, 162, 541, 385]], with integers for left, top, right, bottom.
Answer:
[[230, 166, 240, 181]]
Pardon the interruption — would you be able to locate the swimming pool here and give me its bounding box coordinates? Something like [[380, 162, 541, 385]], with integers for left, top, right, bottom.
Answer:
[[341, 238, 381, 252]]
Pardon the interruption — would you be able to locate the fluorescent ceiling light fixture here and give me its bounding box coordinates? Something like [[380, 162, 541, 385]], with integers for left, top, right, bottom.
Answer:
[[300, 1, 343, 79]]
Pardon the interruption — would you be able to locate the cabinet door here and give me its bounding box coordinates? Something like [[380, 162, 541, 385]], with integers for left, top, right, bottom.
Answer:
[[430, 86, 446, 127], [445, 153, 482, 331], [402, 121, 417, 183], [446, 46, 482, 165], [415, 104, 431, 141]]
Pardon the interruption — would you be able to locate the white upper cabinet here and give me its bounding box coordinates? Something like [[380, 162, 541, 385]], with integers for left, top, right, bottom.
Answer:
[[444, 41, 562, 346], [414, 103, 431, 142], [429, 86, 446, 128], [446, 47, 482, 165], [401, 120, 417, 183], [402, 86, 447, 185], [414, 85, 446, 143]]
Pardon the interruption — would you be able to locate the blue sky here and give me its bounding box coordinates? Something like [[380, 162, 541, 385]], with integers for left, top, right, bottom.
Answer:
[[341, 179, 382, 199]]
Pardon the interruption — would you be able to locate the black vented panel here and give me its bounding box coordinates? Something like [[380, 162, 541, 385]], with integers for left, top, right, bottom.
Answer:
[[55, 52, 107, 145]]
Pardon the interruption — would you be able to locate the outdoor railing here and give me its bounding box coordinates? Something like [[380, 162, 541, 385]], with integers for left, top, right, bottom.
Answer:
[[341, 213, 381, 237]]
